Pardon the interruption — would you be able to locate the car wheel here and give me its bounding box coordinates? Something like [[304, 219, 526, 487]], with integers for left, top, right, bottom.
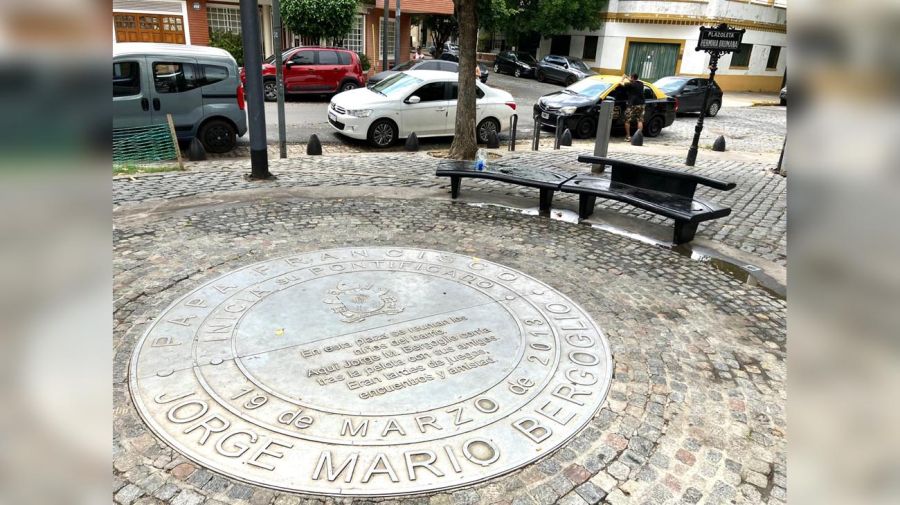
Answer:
[[477, 118, 500, 144], [367, 119, 397, 148], [493, 63, 500, 73], [575, 116, 596, 139], [340, 81, 359, 92], [566, 75, 577, 86], [514, 68, 522, 78], [536, 70, 545, 83], [705, 100, 721, 117], [780, 98, 786, 106], [263, 80, 277, 102], [643, 115, 664, 138], [198, 119, 237, 153]]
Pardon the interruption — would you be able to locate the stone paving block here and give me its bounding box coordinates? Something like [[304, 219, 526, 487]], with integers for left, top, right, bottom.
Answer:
[[115, 484, 144, 505], [574, 481, 608, 505], [170, 490, 205, 505]]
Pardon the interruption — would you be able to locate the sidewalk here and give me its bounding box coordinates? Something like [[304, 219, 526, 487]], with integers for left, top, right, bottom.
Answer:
[[723, 91, 782, 108]]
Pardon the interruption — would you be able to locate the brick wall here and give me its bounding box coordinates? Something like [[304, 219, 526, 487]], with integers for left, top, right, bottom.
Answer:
[[186, 0, 209, 45]]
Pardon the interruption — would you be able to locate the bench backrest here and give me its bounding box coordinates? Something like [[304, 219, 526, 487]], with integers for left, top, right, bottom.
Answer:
[[577, 156, 736, 199]]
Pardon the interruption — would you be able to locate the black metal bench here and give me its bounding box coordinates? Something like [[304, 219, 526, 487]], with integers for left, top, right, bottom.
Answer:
[[561, 156, 736, 244], [435, 160, 575, 214]]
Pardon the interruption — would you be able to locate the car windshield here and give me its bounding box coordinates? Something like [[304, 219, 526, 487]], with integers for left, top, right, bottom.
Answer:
[[654, 77, 688, 94], [565, 79, 613, 97], [569, 58, 590, 72], [392, 60, 417, 71], [265, 49, 295, 64], [369, 72, 425, 97], [516, 52, 538, 65]]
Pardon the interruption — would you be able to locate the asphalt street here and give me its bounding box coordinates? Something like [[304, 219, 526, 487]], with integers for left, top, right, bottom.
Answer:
[[239, 71, 565, 146]]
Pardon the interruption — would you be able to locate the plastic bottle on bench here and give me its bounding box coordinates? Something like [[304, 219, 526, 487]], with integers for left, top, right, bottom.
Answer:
[[475, 148, 487, 171]]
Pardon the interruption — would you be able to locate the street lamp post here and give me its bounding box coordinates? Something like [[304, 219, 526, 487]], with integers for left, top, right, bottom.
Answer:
[[685, 23, 744, 167], [239, 0, 271, 178], [685, 52, 720, 167]]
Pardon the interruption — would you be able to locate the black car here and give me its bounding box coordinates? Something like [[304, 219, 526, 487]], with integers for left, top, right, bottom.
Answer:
[[533, 77, 676, 138], [653, 76, 724, 117], [368, 59, 458, 86], [437, 53, 490, 83], [535, 55, 596, 85], [492, 51, 538, 78]]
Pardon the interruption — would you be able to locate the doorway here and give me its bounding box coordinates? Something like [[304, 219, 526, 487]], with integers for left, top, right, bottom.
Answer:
[[625, 42, 679, 82]]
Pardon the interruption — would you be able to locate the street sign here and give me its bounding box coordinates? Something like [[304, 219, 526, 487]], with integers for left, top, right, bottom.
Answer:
[[686, 23, 744, 166], [696, 26, 745, 53]]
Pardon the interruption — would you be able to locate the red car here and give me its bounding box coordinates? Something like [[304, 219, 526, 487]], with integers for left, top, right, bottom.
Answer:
[[241, 47, 366, 101]]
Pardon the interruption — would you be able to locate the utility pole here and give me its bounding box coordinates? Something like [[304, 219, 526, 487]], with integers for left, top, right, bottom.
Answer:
[[272, 0, 286, 159], [239, 0, 271, 178], [395, 0, 402, 65], [382, 0, 389, 71]]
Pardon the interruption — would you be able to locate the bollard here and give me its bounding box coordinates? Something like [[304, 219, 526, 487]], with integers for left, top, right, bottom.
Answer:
[[532, 115, 540, 151], [307, 134, 322, 155], [630, 130, 644, 146], [592, 99, 615, 173], [554, 115, 565, 149], [487, 130, 500, 149], [188, 137, 206, 161], [508, 114, 518, 151], [560, 128, 572, 147], [712, 135, 726, 152], [405, 132, 419, 151]]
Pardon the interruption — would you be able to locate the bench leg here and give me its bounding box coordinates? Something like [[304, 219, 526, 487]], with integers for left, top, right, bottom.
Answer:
[[673, 221, 699, 244], [450, 176, 461, 199], [578, 195, 597, 219], [539, 189, 554, 215]]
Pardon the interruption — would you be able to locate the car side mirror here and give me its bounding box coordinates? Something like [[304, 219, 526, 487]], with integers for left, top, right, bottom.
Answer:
[[683, 85, 697, 92], [285, 61, 295, 67], [406, 95, 421, 104]]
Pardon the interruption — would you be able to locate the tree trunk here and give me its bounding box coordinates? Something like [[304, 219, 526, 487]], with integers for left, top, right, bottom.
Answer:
[[448, 0, 478, 161]]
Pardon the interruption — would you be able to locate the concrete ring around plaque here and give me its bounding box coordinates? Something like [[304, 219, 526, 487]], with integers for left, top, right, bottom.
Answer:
[[130, 247, 613, 497]]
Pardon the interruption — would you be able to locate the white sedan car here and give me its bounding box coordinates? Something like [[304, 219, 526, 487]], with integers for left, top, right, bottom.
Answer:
[[327, 70, 517, 147]]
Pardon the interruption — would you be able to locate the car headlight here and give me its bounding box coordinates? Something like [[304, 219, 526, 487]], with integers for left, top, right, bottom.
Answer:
[[520, 64, 531, 69], [345, 109, 372, 118], [560, 106, 577, 115]]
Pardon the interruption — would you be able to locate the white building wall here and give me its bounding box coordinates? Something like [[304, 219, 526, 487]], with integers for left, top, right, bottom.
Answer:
[[540, 0, 787, 90]]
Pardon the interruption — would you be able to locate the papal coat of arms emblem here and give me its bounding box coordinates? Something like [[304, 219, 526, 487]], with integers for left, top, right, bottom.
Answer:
[[324, 282, 404, 323]]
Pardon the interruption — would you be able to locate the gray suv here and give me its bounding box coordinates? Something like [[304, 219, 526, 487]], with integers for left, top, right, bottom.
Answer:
[[113, 43, 247, 153]]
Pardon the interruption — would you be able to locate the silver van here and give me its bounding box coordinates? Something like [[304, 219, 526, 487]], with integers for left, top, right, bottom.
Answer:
[[113, 43, 247, 153]]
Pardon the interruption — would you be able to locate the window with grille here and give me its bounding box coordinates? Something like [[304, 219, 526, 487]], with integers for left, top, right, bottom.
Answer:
[[379, 17, 396, 59], [207, 6, 242, 34], [583, 36, 599, 60], [729, 43, 753, 68], [344, 15, 364, 53], [766, 46, 781, 70]]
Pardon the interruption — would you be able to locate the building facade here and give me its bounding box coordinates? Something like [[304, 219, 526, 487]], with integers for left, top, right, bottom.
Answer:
[[537, 0, 787, 92], [112, 0, 454, 73]]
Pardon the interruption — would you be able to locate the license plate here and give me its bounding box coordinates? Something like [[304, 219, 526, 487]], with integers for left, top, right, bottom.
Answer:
[[541, 112, 549, 119], [328, 112, 337, 122]]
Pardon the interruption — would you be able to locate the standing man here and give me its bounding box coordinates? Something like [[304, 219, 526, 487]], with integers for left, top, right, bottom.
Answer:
[[620, 73, 645, 140]]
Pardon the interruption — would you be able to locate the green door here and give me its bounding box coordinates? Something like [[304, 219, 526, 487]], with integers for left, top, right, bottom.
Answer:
[[625, 42, 679, 82]]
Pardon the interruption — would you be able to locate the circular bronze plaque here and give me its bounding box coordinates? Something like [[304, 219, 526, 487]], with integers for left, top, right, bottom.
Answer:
[[130, 248, 612, 496]]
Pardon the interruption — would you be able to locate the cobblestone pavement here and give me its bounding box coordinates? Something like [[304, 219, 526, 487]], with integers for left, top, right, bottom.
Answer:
[[114, 196, 786, 505], [116, 150, 786, 266], [113, 150, 786, 505], [656, 106, 786, 155]]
